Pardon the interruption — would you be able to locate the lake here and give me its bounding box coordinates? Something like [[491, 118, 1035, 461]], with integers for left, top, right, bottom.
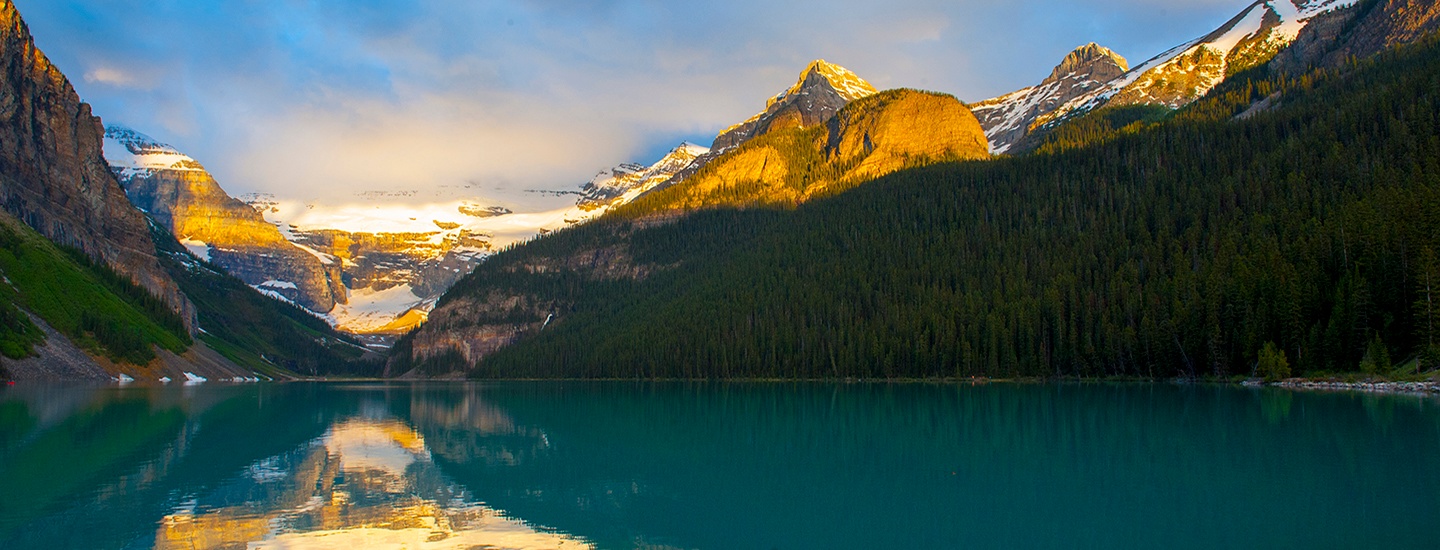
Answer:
[[0, 382, 1437, 549]]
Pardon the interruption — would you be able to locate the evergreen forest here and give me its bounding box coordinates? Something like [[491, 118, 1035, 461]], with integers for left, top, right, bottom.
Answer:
[[400, 35, 1440, 381]]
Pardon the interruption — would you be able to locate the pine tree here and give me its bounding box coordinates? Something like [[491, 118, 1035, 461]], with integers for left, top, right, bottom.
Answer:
[[1257, 342, 1292, 382]]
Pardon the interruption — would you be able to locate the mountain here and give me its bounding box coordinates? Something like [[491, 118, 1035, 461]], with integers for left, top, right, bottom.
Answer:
[[1274, 0, 1440, 73], [665, 60, 878, 187], [0, 1, 374, 380], [576, 142, 709, 212], [104, 125, 347, 313], [397, 24, 1440, 379], [971, 44, 1130, 154], [977, 0, 1363, 153], [395, 78, 991, 374], [0, 1, 193, 326], [100, 128, 710, 340], [631, 88, 988, 213]]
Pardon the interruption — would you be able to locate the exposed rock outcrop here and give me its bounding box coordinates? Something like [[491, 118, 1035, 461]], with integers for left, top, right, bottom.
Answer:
[[972, 43, 1129, 153], [664, 60, 877, 188], [1273, 0, 1440, 74], [651, 88, 989, 210], [105, 125, 346, 312], [826, 89, 990, 182], [0, 1, 194, 327]]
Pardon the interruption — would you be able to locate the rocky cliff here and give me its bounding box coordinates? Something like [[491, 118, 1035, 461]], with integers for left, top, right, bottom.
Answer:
[[978, 0, 1365, 153], [0, 1, 194, 328], [105, 126, 346, 312], [1273, 0, 1440, 74], [665, 60, 877, 188], [641, 88, 989, 211], [971, 43, 1129, 154]]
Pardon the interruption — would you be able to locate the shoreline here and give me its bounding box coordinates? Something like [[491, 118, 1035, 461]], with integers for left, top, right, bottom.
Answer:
[[6, 374, 1439, 396], [1259, 378, 1440, 396]]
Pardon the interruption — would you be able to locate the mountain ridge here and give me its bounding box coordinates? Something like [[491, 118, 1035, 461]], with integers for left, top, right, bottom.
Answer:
[[0, 0, 195, 329], [975, 0, 1365, 153], [104, 124, 348, 313]]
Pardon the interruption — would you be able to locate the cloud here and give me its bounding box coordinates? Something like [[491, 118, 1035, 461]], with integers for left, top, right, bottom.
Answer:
[[12, 0, 1258, 204]]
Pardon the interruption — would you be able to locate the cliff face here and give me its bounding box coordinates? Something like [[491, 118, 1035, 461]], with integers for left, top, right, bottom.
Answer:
[[972, 43, 1130, 154], [664, 60, 877, 188], [0, 1, 193, 327], [647, 89, 989, 211], [825, 89, 990, 183], [1274, 0, 1440, 74], [106, 126, 345, 312]]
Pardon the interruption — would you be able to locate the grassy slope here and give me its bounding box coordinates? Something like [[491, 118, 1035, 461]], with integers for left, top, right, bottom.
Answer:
[[0, 213, 189, 367]]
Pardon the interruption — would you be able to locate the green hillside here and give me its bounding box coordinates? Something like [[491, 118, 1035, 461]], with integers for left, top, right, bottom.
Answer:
[[402, 34, 1440, 381], [0, 214, 190, 367]]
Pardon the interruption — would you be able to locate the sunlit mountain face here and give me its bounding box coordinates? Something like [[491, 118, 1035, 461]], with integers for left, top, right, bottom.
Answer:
[[155, 417, 582, 550]]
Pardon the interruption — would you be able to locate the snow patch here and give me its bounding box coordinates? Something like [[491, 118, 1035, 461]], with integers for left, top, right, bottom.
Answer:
[[178, 237, 211, 262], [1205, 4, 1269, 56], [327, 284, 430, 333]]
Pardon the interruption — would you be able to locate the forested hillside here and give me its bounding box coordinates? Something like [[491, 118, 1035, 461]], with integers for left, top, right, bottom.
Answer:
[[397, 33, 1440, 380]]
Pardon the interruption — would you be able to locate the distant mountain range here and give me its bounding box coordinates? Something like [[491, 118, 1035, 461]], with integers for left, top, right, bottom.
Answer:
[[975, 0, 1365, 153]]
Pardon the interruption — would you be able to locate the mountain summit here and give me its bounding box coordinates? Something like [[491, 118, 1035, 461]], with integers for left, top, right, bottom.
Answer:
[[976, 0, 1365, 153], [666, 60, 877, 187], [973, 43, 1130, 153], [713, 59, 878, 153], [1046, 43, 1129, 84]]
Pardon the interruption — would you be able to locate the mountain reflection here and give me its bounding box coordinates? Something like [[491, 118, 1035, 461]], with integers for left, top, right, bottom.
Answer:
[[0, 384, 586, 550], [154, 414, 585, 549], [2, 382, 1438, 549]]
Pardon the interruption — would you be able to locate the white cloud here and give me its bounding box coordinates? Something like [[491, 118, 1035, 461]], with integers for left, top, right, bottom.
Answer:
[[83, 67, 150, 89]]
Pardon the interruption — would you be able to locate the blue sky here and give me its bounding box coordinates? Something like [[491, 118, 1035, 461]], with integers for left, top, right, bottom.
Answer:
[[15, 0, 1251, 203]]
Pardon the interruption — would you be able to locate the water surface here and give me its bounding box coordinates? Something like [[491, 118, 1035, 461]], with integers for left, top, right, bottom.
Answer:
[[0, 382, 1437, 549]]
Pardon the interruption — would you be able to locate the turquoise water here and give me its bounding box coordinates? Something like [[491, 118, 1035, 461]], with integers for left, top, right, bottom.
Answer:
[[0, 382, 1437, 549]]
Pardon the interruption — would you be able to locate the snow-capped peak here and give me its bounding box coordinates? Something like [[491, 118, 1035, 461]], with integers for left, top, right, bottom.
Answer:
[[976, 0, 1363, 154], [580, 142, 709, 204], [780, 59, 877, 103], [103, 124, 205, 175]]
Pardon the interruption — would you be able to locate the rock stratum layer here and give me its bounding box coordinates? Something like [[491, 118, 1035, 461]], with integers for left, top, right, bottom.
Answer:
[[643, 88, 989, 211], [1274, 0, 1440, 73], [0, 1, 193, 327], [105, 126, 346, 312]]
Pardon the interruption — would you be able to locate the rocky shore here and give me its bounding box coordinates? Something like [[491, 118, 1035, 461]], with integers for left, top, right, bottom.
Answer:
[[1245, 378, 1440, 396]]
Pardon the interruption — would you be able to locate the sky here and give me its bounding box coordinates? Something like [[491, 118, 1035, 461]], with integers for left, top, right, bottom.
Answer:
[[15, 0, 1252, 206]]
